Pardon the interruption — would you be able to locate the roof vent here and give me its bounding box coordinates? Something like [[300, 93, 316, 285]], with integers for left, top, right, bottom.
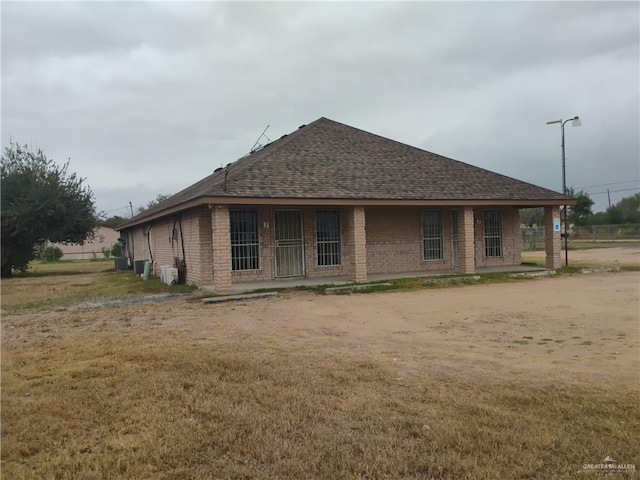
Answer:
[[214, 167, 223, 173], [280, 134, 288, 139], [298, 124, 306, 129]]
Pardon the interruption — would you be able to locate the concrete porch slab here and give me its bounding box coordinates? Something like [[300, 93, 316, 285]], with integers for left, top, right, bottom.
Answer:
[[201, 264, 547, 295]]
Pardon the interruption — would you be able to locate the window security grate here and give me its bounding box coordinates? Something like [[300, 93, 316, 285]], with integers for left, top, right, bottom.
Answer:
[[484, 209, 503, 257], [423, 211, 443, 260], [316, 210, 341, 266], [230, 210, 259, 270]]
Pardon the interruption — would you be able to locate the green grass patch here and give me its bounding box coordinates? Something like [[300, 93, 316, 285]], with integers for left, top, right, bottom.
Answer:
[[2, 262, 197, 313]]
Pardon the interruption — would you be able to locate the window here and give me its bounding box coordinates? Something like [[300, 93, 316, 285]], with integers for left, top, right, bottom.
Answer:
[[484, 209, 503, 257], [316, 210, 341, 266], [230, 210, 259, 270], [423, 211, 443, 260]]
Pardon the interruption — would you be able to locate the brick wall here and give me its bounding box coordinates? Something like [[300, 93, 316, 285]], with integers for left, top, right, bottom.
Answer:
[[228, 206, 349, 283], [544, 205, 561, 268], [458, 207, 475, 274], [125, 203, 524, 287], [473, 207, 521, 267], [123, 207, 212, 285], [365, 206, 454, 274], [211, 205, 232, 293]]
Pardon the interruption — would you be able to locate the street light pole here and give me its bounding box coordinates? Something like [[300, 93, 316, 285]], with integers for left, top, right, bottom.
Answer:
[[547, 116, 581, 267]]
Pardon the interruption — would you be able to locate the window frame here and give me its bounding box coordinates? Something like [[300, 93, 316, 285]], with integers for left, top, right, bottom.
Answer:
[[315, 209, 342, 267], [483, 209, 503, 258], [422, 210, 444, 261], [230, 209, 260, 271]]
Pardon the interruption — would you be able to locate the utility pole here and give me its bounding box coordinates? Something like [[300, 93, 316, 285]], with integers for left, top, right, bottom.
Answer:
[[607, 189, 611, 209], [129, 201, 134, 218]]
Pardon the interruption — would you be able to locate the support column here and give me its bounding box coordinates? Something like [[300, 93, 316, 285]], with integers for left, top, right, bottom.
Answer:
[[544, 205, 561, 269], [347, 206, 367, 282], [211, 205, 232, 294], [458, 206, 476, 274], [198, 209, 214, 285]]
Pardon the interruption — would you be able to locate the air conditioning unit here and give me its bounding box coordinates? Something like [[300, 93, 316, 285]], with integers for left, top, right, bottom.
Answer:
[[114, 257, 129, 271], [160, 266, 179, 285]]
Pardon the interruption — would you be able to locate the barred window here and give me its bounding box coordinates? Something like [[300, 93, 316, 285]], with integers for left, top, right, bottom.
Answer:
[[230, 210, 259, 270], [423, 211, 443, 260], [316, 210, 341, 266], [484, 209, 503, 257]]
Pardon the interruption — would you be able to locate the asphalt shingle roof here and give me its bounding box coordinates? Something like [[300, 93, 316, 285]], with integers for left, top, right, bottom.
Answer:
[[119, 117, 568, 228]]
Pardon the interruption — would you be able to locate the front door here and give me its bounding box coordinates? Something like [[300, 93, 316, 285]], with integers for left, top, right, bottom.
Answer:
[[451, 210, 459, 268], [274, 210, 304, 277]]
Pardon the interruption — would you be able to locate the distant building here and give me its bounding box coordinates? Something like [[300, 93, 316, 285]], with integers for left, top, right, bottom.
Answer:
[[45, 226, 120, 260]]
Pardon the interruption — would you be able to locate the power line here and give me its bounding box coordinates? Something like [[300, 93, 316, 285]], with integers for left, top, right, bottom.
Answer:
[[585, 187, 640, 196], [575, 179, 639, 190], [103, 205, 130, 214]]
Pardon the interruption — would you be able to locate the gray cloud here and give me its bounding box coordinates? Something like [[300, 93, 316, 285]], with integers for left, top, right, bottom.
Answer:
[[2, 1, 638, 215]]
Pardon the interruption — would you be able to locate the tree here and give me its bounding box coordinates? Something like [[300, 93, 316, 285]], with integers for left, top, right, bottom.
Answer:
[[565, 187, 594, 226], [102, 215, 126, 229], [610, 193, 640, 224], [586, 193, 639, 225], [519, 207, 545, 227], [42, 246, 64, 262], [1, 142, 99, 277], [137, 193, 172, 214], [110, 242, 123, 257]]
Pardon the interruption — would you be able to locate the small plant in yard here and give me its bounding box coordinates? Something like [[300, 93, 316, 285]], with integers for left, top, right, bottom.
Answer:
[[110, 242, 122, 257], [100, 246, 111, 259], [41, 246, 63, 262]]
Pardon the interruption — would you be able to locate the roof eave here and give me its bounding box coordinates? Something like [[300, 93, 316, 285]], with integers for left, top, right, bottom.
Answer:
[[117, 195, 575, 230]]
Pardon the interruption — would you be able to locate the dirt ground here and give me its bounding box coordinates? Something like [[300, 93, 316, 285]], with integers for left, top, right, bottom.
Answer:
[[4, 270, 639, 387], [525, 244, 640, 267]]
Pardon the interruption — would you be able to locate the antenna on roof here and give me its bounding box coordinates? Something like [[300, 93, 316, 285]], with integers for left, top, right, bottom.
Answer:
[[250, 125, 271, 153]]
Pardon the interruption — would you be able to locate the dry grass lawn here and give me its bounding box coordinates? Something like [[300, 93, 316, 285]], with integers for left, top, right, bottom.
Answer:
[[2, 254, 639, 479]]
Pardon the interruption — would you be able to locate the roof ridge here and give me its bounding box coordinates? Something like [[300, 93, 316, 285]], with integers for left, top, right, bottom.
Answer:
[[118, 116, 570, 230], [223, 117, 326, 189], [322, 118, 563, 196]]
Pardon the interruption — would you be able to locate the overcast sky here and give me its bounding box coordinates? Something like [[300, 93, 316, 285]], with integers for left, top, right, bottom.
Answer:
[[2, 1, 639, 217]]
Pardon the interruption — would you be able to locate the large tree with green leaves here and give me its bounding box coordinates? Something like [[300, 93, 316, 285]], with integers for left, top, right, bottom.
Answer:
[[606, 193, 640, 224], [566, 187, 594, 226], [1, 142, 100, 277]]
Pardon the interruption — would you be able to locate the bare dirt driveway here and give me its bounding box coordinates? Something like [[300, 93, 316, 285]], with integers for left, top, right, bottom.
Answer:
[[525, 243, 640, 267], [5, 271, 638, 386], [2, 250, 639, 478], [189, 271, 640, 385]]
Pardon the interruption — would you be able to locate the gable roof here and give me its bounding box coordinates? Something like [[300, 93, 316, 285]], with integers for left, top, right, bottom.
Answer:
[[119, 117, 570, 229]]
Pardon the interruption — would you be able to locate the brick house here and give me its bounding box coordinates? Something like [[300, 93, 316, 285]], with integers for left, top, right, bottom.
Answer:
[[117, 117, 573, 293]]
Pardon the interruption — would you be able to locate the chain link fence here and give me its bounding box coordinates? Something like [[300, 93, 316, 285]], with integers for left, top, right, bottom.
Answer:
[[521, 224, 640, 251]]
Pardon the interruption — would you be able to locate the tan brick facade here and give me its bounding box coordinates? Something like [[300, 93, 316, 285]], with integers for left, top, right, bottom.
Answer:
[[346, 206, 367, 282], [458, 207, 475, 274], [124, 208, 213, 285], [125, 203, 530, 287], [544, 205, 562, 269], [211, 205, 232, 293], [473, 207, 522, 268]]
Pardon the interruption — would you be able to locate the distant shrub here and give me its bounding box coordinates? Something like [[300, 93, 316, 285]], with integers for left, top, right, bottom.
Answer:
[[101, 247, 111, 259], [110, 243, 122, 257], [42, 246, 63, 262]]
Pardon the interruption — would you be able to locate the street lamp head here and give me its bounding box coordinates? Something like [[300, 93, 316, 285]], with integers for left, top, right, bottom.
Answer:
[[571, 116, 582, 127]]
